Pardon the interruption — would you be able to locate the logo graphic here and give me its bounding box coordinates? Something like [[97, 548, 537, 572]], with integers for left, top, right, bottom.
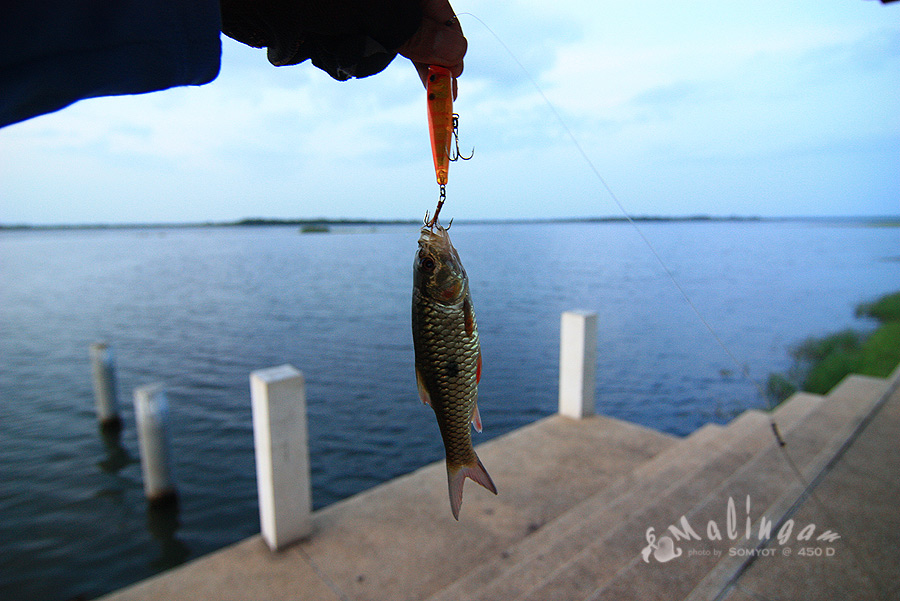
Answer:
[[641, 529, 682, 563], [640, 495, 840, 563]]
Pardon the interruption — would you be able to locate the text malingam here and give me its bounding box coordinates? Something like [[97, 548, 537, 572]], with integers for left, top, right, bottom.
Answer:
[[641, 495, 840, 563]]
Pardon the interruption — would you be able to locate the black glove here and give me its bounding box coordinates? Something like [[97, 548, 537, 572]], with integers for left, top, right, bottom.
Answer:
[[221, 0, 422, 80]]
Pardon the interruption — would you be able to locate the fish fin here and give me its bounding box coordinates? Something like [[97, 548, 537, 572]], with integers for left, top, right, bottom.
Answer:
[[415, 367, 432, 407], [463, 296, 475, 337], [471, 401, 482, 433], [469, 454, 498, 495], [476, 348, 482, 384], [447, 454, 498, 520]]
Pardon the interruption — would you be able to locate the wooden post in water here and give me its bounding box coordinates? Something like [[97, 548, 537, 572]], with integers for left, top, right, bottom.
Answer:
[[559, 311, 598, 419], [250, 365, 313, 551], [133, 383, 178, 506], [90, 342, 122, 432]]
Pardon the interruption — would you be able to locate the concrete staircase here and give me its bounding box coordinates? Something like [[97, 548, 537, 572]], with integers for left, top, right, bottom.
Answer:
[[99, 371, 898, 601], [423, 374, 893, 601]]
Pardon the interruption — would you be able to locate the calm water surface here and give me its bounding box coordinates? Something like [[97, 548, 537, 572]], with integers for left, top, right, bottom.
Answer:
[[0, 221, 897, 600]]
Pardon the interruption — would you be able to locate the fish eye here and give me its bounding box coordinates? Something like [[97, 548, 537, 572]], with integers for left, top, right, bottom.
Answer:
[[420, 255, 436, 271]]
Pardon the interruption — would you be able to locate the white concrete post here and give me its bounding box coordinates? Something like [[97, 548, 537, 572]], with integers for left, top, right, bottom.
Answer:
[[133, 383, 178, 505], [250, 365, 313, 551], [559, 311, 598, 419], [90, 342, 121, 431]]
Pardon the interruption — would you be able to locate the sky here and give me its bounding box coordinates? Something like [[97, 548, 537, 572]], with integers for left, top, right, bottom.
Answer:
[[0, 0, 898, 225]]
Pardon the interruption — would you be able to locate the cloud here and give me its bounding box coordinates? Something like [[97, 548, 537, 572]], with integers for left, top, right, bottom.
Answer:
[[1, 0, 898, 224]]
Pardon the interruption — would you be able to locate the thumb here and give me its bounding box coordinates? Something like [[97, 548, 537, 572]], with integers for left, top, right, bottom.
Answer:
[[399, 16, 467, 78]]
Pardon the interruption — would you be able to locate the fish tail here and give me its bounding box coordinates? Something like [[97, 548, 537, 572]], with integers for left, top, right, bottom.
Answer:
[[447, 454, 497, 520]]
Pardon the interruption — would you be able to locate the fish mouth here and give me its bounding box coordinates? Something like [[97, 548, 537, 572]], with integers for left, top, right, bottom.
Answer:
[[418, 224, 453, 254], [419, 222, 450, 241]]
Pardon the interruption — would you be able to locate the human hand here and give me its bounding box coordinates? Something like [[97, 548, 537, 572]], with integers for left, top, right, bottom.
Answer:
[[397, 0, 468, 93], [221, 0, 467, 87]]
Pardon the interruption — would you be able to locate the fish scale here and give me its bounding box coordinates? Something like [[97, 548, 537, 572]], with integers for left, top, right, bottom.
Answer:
[[415, 297, 478, 463]]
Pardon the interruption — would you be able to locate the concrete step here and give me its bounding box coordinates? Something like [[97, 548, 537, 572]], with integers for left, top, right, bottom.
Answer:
[[293, 414, 676, 601], [424, 422, 727, 601], [683, 374, 894, 601], [427, 392, 824, 601], [714, 369, 900, 601], [770, 391, 825, 425], [507, 393, 826, 601], [101, 414, 675, 601], [95, 535, 343, 601], [95, 369, 897, 601], [585, 375, 890, 601]]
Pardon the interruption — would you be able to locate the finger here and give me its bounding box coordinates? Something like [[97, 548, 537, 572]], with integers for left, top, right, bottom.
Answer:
[[419, 0, 463, 33], [398, 16, 467, 77], [412, 62, 430, 88]]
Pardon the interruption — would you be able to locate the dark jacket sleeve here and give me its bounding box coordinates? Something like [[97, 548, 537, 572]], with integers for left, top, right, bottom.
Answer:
[[1, 1, 222, 128]]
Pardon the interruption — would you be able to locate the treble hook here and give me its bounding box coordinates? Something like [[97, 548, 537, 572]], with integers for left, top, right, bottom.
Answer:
[[449, 114, 474, 162]]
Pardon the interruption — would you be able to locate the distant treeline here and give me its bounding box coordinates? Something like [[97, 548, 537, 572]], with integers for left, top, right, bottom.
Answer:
[[3, 215, 898, 231], [230, 218, 414, 227]]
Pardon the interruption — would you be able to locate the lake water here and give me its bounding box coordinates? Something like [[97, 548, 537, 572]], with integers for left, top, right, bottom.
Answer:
[[0, 221, 897, 600]]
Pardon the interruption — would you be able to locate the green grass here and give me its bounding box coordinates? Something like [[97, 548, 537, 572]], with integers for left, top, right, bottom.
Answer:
[[794, 329, 863, 364], [767, 291, 900, 403], [855, 291, 900, 323], [856, 321, 900, 376], [766, 373, 797, 403]]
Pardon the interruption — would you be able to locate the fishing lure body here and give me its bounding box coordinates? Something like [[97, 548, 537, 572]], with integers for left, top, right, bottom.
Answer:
[[426, 65, 454, 187]]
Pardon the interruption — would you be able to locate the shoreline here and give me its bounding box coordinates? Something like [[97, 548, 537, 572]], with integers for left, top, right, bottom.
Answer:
[[768, 291, 900, 403], [2, 215, 898, 232]]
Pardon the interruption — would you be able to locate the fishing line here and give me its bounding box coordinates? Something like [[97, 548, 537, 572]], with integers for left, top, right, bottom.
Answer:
[[297, 545, 353, 601], [458, 12, 770, 407], [458, 13, 887, 599]]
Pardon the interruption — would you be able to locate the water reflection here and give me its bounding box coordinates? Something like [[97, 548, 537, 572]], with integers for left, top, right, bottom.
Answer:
[[96, 427, 132, 474], [146, 497, 189, 571]]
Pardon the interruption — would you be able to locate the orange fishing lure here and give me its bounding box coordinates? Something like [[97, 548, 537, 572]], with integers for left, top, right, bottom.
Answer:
[[426, 65, 454, 187]]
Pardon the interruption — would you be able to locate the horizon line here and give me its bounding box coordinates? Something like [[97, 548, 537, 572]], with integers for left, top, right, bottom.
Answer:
[[2, 214, 899, 231]]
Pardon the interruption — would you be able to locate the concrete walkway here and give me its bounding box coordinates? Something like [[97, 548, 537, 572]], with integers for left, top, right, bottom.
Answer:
[[98, 366, 900, 601], [99, 414, 676, 601]]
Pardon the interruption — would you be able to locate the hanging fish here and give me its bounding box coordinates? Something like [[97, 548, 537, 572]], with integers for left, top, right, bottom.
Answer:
[[412, 221, 497, 520]]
